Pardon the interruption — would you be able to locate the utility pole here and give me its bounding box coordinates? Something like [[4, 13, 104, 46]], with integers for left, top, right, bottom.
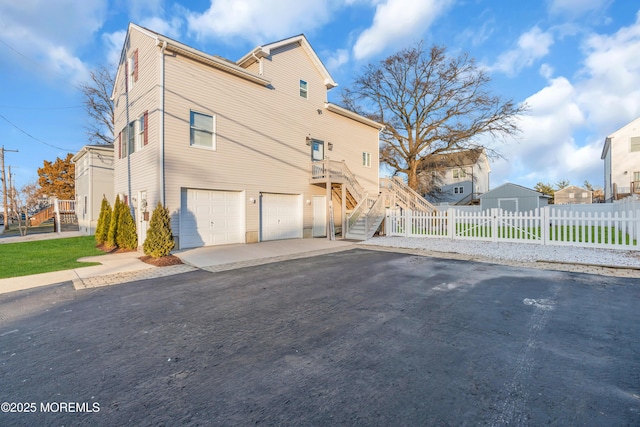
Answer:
[[1, 146, 19, 231]]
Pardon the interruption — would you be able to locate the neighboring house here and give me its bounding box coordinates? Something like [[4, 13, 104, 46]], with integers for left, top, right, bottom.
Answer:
[[554, 185, 593, 205], [601, 116, 640, 201], [111, 24, 389, 249], [480, 183, 549, 212], [72, 144, 115, 235], [420, 148, 490, 205]]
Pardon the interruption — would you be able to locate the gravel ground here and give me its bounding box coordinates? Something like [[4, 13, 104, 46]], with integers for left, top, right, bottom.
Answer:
[[361, 236, 640, 268]]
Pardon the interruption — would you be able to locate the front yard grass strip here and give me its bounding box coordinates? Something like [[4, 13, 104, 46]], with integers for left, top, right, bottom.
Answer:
[[0, 236, 106, 279]]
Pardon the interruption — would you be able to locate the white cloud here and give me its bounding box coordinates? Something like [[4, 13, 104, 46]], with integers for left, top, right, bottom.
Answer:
[[0, 0, 107, 83], [548, 0, 611, 18], [490, 26, 554, 76], [103, 30, 127, 69], [186, 0, 338, 44], [326, 49, 350, 72], [576, 11, 640, 129], [491, 13, 640, 188], [352, 0, 454, 60], [140, 16, 183, 39]]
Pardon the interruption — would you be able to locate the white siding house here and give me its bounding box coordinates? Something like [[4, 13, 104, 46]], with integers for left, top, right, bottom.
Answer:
[[112, 24, 385, 248], [72, 144, 114, 235], [421, 148, 491, 205], [601, 116, 640, 201]]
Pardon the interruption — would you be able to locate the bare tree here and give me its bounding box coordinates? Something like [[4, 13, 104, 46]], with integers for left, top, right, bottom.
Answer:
[[9, 182, 41, 236], [78, 64, 115, 145], [342, 42, 526, 190]]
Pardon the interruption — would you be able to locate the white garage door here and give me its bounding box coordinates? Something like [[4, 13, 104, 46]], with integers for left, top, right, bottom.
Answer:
[[181, 189, 244, 248], [261, 193, 303, 241]]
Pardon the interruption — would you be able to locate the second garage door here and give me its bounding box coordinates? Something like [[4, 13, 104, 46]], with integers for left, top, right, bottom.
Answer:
[[181, 189, 244, 249], [261, 193, 303, 241]]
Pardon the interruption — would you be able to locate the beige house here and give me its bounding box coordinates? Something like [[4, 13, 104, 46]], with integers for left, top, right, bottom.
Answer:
[[601, 116, 640, 201], [554, 185, 592, 205], [72, 144, 114, 235], [112, 24, 429, 249]]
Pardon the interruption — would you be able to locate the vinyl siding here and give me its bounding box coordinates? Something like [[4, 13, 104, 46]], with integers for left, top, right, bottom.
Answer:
[[113, 28, 160, 217], [114, 27, 380, 246], [162, 42, 379, 241]]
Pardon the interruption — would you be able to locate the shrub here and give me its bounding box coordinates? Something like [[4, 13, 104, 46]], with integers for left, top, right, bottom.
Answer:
[[143, 202, 175, 258], [117, 204, 138, 250], [105, 195, 121, 249], [95, 196, 112, 245]]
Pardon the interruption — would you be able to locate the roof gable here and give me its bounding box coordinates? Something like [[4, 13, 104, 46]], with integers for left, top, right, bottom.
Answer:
[[481, 182, 546, 198], [237, 34, 337, 89]]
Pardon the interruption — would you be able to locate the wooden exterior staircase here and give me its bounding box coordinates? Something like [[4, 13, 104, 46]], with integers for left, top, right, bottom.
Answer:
[[310, 160, 436, 241]]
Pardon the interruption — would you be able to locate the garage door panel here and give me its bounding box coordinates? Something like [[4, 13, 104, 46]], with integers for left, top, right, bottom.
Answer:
[[181, 189, 244, 248], [261, 193, 302, 241]]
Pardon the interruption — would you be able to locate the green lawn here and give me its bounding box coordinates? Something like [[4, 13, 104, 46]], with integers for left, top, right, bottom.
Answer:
[[0, 236, 106, 279]]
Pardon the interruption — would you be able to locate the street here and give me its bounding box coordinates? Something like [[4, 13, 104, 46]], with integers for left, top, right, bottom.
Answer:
[[1, 248, 639, 425]]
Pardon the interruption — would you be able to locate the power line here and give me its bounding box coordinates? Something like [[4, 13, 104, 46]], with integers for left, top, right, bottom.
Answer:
[[0, 113, 75, 151]]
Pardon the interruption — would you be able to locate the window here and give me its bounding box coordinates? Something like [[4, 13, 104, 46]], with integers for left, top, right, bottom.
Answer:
[[362, 152, 371, 167], [569, 193, 575, 199], [137, 114, 145, 150], [631, 136, 640, 152], [299, 80, 308, 99], [128, 121, 135, 155], [311, 139, 324, 161], [453, 168, 466, 178], [582, 192, 588, 198], [127, 49, 138, 90], [634, 172, 640, 181], [454, 186, 464, 194], [190, 111, 215, 149]]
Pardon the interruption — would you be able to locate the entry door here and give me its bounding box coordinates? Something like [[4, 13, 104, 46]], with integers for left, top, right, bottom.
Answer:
[[312, 195, 326, 237]]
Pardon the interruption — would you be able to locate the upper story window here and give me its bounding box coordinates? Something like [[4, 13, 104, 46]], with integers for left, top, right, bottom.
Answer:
[[127, 49, 138, 90], [362, 152, 371, 168], [453, 168, 467, 179], [631, 136, 640, 152], [299, 80, 308, 99], [190, 111, 216, 150]]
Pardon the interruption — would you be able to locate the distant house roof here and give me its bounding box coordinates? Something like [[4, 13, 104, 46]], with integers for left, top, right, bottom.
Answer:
[[480, 182, 550, 199], [420, 148, 486, 171], [72, 144, 114, 162], [555, 185, 591, 195]]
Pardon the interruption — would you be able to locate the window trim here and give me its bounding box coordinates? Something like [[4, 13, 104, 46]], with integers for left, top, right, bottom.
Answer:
[[299, 80, 308, 99], [362, 151, 371, 168], [189, 110, 216, 150]]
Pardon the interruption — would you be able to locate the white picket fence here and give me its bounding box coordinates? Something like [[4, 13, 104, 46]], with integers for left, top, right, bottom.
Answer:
[[386, 205, 640, 250]]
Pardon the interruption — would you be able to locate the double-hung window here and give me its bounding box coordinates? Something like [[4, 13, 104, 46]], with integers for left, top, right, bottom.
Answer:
[[137, 115, 145, 150], [128, 121, 136, 155], [362, 152, 371, 167], [190, 111, 215, 149], [299, 80, 308, 99], [631, 137, 640, 152]]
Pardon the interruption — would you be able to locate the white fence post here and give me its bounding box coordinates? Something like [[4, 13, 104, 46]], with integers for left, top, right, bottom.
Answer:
[[53, 197, 61, 234], [491, 208, 498, 243], [542, 207, 549, 245], [447, 208, 455, 240]]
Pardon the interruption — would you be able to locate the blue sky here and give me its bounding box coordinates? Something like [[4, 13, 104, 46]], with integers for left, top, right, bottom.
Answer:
[[1, 0, 639, 192]]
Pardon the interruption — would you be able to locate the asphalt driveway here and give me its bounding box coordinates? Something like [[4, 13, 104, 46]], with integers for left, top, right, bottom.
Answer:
[[0, 248, 639, 425]]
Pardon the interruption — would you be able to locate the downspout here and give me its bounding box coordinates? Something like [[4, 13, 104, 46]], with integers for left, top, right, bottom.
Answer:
[[158, 40, 167, 205]]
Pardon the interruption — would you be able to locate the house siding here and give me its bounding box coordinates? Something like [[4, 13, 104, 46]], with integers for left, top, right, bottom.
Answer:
[[113, 27, 380, 247], [113, 27, 160, 229], [73, 146, 114, 235], [604, 117, 640, 199]]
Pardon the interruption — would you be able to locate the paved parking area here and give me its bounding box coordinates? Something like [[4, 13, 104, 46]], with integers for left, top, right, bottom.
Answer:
[[1, 248, 639, 425]]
